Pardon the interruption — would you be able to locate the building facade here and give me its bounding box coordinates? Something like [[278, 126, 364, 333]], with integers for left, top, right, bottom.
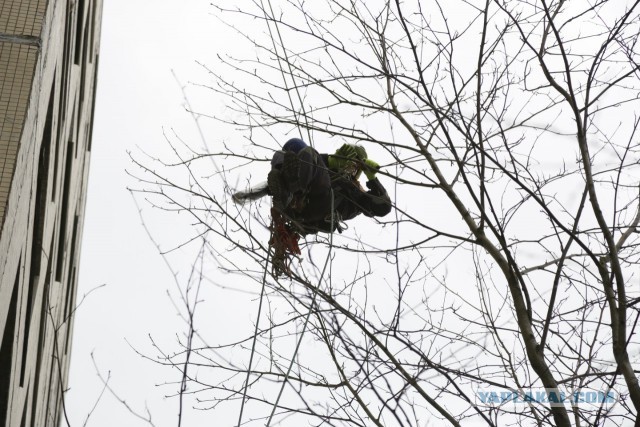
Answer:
[[0, 0, 102, 425]]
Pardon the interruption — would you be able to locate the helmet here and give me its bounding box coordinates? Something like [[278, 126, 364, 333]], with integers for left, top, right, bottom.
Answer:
[[282, 138, 308, 153]]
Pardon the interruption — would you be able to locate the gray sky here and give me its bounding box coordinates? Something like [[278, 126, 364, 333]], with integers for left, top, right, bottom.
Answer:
[[64, 2, 398, 424], [66, 1, 225, 425]]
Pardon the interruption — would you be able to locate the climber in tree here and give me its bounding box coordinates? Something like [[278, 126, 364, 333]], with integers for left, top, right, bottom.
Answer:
[[232, 137, 391, 275], [268, 138, 392, 235]]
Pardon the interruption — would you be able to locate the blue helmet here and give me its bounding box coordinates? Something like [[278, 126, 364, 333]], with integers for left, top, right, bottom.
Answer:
[[271, 138, 308, 167], [282, 138, 308, 153]]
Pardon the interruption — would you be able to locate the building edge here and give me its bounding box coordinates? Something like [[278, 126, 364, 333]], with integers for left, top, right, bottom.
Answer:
[[0, 0, 103, 426]]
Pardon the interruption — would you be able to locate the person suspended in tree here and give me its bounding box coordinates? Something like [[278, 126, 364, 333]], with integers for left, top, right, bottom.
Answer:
[[267, 137, 391, 232], [233, 137, 392, 275], [266, 138, 392, 275]]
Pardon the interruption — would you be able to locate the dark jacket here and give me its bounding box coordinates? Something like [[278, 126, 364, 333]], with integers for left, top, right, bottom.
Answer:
[[281, 153, 391, 234]]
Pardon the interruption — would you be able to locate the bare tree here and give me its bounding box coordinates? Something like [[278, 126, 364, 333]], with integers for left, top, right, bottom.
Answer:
[[131, 0, 640, 425]]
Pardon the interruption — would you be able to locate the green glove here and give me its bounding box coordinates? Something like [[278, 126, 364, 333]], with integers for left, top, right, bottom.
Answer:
[[336, 144, 359, 159], [329, 144, 368, 171], [364, 159, 380, 180], [327, 154, 346, 171]]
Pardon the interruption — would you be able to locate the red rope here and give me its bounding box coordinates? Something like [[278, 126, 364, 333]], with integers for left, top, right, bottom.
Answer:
[[269, 207, 301, 276]]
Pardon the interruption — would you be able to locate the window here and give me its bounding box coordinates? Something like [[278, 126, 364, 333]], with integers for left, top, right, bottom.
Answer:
[[22, 80, 55, 386], [0, 259, 21, 426], [55, 141, 74, 283], [73, 0, 85, 65]]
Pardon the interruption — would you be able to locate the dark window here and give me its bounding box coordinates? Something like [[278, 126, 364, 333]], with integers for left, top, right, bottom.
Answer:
[[55, 140, 74, 282], [29, 80, 55, 277], [87, 54, 99, 152], [64, 267, 77, 356], [89, 1, 96, 63], [0, 259, 21, 426], [63, 216, 79, 354], [59, 4, 72, 127], [51, 128, 59, 203], [73, 0, 85, 65], [22, 80, 55, 386], [78, 19, 90, 135], [30, 241, 53, 427], [54, 5, 75, 202]]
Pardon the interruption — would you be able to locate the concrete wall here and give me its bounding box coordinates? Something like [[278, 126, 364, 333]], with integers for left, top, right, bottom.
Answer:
[[0, 0, 102, 425]]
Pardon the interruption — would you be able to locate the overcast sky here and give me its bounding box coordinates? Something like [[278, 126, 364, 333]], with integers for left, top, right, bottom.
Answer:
[[62, 1, 640, 426], [66, 1, 228, 426]]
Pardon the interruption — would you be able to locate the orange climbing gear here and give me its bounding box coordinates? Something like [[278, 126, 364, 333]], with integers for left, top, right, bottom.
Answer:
[[269, 207, 301, 277]]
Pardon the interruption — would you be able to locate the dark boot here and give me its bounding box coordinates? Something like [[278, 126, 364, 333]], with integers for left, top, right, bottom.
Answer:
[[268, 169, 291, 211]]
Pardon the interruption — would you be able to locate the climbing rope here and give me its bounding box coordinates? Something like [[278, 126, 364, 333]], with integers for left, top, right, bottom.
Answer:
[[269, 207, 302, 277], [265, 190, 335, 426], [258, 0, 313, 147], [236, 240, 272, 427], [236, 3, 326, 423], [236, 190, 335, 427]]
